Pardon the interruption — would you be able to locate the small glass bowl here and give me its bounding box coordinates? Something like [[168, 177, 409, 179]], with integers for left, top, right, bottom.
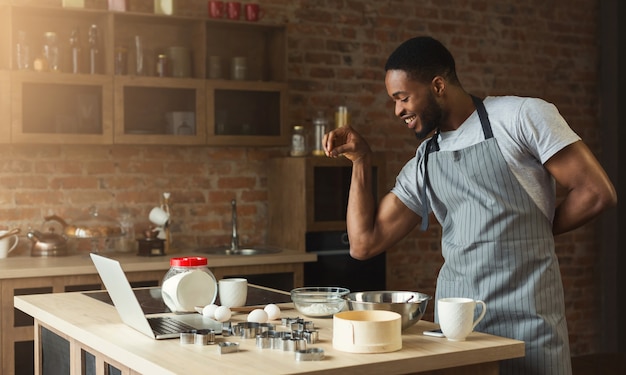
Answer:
[[290, 287, 350, 318]]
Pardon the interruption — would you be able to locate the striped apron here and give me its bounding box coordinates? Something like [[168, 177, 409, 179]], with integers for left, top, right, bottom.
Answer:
[[424, 96, 572, 375]]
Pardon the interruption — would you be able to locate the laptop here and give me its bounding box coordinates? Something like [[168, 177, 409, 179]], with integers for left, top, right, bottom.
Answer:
[[90, 253, 222, 339]]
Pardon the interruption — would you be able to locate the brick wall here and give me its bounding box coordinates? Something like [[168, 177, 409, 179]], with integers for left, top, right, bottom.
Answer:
[[0, 0, 605, 356]]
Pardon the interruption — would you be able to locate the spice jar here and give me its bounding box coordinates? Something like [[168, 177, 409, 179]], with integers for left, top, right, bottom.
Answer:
[[161, 257, 218, 313], [290, 125, 307, 157]]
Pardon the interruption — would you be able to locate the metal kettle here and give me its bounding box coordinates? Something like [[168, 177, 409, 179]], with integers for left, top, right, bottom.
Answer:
[[27, 215, 69, 257]]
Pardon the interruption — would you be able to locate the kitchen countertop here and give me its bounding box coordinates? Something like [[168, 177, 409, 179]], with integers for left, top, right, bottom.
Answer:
[[15, 287, 525, 375], [0, 250, 317, 279]]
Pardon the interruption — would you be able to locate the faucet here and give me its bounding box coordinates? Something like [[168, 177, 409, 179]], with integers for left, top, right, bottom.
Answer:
[[230, 199, 240, 251]]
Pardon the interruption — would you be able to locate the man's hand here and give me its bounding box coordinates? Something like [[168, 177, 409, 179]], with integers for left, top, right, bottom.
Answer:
[[323, 125, 372, 163]]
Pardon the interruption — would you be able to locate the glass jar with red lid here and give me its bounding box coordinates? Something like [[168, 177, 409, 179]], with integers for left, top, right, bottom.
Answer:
[[161, 256, 217, 313]]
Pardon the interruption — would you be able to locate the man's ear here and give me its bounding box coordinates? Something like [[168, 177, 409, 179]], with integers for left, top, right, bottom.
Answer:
[[431, 76, 445, 96]]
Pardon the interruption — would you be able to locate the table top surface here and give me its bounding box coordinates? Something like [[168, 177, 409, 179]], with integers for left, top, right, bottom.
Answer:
[[15, 285, 525, 375]]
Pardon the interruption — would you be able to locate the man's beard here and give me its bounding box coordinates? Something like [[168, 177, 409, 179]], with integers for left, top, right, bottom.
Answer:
[[413, 93, 442, 140]]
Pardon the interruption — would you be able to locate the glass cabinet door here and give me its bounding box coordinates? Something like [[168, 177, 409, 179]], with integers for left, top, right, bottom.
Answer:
[[206, 81, 287, 146], [113, 76, 206, 145], [11, 72, 113, 144]]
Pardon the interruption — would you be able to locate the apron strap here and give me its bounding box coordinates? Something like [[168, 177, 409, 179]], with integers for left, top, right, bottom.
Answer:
[[420, 130, 439, 231], [419, 95, 492, 231], [470, 95, 493, 139]]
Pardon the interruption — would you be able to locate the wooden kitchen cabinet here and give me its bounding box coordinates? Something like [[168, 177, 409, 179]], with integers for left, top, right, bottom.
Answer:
[[267, 154, 387, 252], [5, 4, 288, 146]]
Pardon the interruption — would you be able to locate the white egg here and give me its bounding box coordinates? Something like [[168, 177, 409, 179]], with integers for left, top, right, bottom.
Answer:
[[263, 304, 281, 320], [201, 304, 219, 319], [247, 308, 269, 323], [214, 305, 232, 322]]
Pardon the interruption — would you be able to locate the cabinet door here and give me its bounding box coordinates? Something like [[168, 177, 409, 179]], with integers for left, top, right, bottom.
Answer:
[[113, 76, 206, 145], [206, 80, 288, 146], [11, 71, 114, 144]]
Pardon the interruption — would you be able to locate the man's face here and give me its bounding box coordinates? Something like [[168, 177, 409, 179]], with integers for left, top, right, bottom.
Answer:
[[385, 69, 442, 140]]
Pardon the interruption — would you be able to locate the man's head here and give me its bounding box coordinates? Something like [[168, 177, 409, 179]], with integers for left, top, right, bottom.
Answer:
[[384, 36, 460, 85], [384, 36, 460, 139]]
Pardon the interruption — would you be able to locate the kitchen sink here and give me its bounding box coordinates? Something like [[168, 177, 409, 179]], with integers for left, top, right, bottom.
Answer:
[[194, 246, 282, 256], [195, 199, 282, 256]]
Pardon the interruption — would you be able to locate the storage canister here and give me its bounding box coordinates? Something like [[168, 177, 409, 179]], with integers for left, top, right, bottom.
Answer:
[[161, 257, 217, 312]]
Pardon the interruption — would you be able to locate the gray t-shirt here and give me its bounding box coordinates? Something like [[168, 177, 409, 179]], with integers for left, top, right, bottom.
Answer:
[[391, 96, 581, 222]]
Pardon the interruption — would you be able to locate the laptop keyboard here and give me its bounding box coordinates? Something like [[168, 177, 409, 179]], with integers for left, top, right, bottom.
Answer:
[[148, 317, 196, 336]]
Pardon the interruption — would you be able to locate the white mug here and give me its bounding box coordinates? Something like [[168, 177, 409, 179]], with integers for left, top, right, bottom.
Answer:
[[218, 278, 247, 308], [0, 230, 20, 259], [437, 297, 487, 341], [149, 207, 170, 226]]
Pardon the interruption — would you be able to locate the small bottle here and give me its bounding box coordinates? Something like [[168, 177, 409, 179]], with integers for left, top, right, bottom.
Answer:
[[88, 24, 100, 74], [43, 32, 60, 72], [161, 257, 217, 312], [114, 46, 128, 75], [69, 28, 81, 74], [117, 211, 135, 253], [335, 105, 350, 128], [290, 125, 307, 157], [312, 110, 328, 156], [15, 30, 30, 70], [156, 54, 169, 77]]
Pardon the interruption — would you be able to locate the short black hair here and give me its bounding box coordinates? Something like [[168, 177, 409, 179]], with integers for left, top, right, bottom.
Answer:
[[384, 36, 460, 85]]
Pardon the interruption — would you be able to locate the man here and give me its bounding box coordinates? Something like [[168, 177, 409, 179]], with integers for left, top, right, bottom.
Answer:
[[323, 36, 616, 375]]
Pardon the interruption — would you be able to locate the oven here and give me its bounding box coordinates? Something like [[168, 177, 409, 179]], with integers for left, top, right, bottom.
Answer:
[[304, 230, 386, 292]]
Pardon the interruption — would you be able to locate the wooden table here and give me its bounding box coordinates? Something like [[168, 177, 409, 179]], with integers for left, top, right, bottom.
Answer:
[[14, 287, 524, 375], [1, 250, 317, 375]]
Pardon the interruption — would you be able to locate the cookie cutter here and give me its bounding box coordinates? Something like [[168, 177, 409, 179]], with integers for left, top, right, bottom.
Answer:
[[282, 337, 306, 352], [217, 342, 240, 354], [194, 329, 216, 345], [233, 322, 276, 339], [256, 333, 271, 349], [179, 330, 196, 345], [295, 348, 325, 361]]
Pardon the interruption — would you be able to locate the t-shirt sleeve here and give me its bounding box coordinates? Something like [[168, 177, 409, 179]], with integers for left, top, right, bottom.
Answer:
[[390, 154, 425, 217], [516, 98, 581, 164]]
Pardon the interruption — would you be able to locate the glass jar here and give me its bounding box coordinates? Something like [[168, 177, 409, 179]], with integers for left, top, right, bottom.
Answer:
[[16, 30, 30, 70], [117, 211, 135, 253], [231, 56, 247, 80], [312, 110, 328, 156], [156, 54, 168, 77], [335, 105, 350, 128], [161, 257, 218, 313], [290, 125, 307, 157], [43, 32, 60, 72]]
